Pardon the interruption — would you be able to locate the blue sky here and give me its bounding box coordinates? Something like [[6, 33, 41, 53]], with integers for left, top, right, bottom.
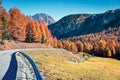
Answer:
[[2, 0, 120, 21]]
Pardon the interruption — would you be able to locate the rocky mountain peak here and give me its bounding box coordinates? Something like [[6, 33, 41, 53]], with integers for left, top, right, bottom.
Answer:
[[31, 13, 55, 25]]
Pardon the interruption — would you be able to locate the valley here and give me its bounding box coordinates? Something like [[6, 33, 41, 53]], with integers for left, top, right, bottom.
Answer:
[[0, 1, 120, 80]]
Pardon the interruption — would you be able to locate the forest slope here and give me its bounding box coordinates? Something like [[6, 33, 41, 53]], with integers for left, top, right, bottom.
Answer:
[[49, 9, 120, 39]]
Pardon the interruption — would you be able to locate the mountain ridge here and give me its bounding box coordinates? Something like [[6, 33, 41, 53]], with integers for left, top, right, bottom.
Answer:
[[48, 9, 120, 39]]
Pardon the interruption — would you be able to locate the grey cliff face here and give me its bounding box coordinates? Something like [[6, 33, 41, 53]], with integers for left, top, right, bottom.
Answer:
[[31, 13, 55, 25]]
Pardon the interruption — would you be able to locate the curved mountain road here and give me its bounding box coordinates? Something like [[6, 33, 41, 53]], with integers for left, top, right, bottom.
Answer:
[[0, 50, 43, 80], [19, 51, 43, 80], [2, 52, 17, 80]]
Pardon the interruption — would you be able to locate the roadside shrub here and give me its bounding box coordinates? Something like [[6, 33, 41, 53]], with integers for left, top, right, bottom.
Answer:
[[0, 41, 5, 45], [57, 78, 62, 80]]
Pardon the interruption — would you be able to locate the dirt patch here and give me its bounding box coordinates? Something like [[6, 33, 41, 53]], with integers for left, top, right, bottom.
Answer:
[[0, 40, 52, 50]]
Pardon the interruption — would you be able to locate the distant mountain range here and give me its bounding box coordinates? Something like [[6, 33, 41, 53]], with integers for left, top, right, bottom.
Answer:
[[31, 13, 55, 25], [48, 9, 120, 39]]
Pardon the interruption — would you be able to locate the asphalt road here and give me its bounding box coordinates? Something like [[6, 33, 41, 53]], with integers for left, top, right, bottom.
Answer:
[[2, 52, 17, 80], [0, 50, 43, 80]]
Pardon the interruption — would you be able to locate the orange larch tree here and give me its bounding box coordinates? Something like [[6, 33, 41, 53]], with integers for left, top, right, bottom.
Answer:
[[98, 40, 107, 57], [0, 7, 10, 41], [75, 41, 84, 52], [71, 42, 78, 52], [106, 47, 112, 57], [33, 20, 41, 42], [52, 37, 58, 48], [57, 41, 63, 48], [26, 20, 41, 43], [9, 7, 28, 41], [39, 19, 53, 44]]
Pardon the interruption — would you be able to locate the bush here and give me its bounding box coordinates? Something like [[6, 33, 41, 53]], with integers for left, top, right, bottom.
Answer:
[[0, 48, 3, 51], [0, 41, 5, 45], [57, 78, 62, 80]]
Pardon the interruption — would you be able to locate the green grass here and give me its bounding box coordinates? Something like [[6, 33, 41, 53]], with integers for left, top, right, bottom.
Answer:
[[24, 49, 120, 80]]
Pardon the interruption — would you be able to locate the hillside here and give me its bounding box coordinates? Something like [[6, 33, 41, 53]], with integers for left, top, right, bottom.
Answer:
[[31, 13, 55, 25], [68, 26, 120, 43], [48, 14, 91, 38], [49, 9, 120, 39], [25, 49, 120, 80], [0, 3, 120, 59]]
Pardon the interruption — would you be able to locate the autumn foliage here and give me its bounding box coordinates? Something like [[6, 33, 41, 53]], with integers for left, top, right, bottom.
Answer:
[[9, 7, 28, 41], [26, 20, 41, 42], [0, 4, 120, 59], [0, 6, 53, 44]]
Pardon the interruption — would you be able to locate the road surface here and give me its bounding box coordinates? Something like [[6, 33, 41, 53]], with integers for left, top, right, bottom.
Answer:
[[0, 50, 43, 80]]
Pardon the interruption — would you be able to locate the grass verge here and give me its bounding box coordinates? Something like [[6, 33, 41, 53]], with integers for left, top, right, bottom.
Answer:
[[24, 49, 120, 80]]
